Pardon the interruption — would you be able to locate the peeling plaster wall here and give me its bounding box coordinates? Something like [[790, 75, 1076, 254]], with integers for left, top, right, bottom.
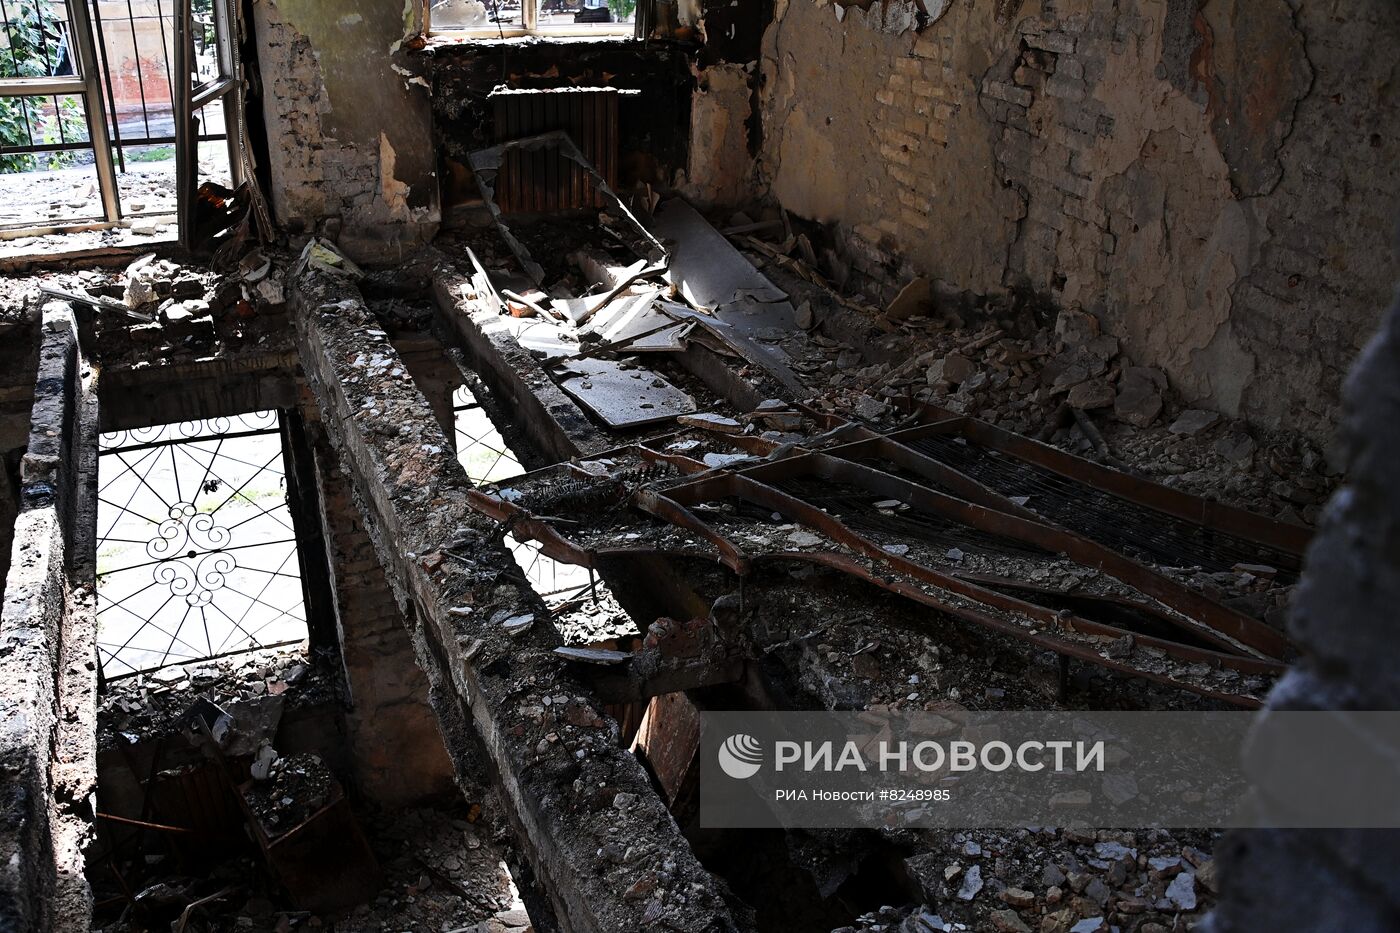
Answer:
[[252, 0, 440, 264], [681, 0, 774, 206], [683, 62, 760, 206], [755, 0, 1400, 444]]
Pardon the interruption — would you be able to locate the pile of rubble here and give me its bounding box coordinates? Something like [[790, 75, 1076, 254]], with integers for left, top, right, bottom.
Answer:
[[333, 807, 525, 933], [442, 199, 1336, 534], [2, 247, 294, 373], [92, 805, 525, 933], [242, 751, 336, 838], [97, 645, 335, 749], [789, 296, 1335, 526], [93, 644, 530, 932], [695, 211, 1339, 528], [846, 827, 1218, 933]]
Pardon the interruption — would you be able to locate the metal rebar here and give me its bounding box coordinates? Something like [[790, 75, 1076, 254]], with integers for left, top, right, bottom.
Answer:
[[95, 812, 194, 833]]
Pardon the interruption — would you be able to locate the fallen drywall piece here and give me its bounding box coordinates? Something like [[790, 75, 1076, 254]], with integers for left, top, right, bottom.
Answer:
[[650, 199, 786, 309], [557, 357, 698, 428], [648, 201, 807, 396]]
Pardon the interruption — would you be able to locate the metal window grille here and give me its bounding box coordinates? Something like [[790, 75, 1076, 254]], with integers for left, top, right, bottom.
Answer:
[[95, 410, 310, 679], [452, 383, 523, 485]]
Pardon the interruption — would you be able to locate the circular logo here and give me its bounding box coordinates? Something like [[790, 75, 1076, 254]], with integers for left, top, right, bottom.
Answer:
[[718, 733, 763, 779]]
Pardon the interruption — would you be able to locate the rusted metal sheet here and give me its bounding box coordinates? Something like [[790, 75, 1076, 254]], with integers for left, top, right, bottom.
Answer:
[[633, 692, 702, 809], [756, 551, 1279, 707], [157, 762, 246, 847]]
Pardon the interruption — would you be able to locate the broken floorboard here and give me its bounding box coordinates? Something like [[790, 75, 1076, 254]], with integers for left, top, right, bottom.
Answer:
[[427, 247, 614, 464], [291, 269, 744, 933]]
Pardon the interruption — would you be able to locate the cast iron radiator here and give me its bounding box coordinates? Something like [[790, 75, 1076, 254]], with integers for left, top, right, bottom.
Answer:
[[490, 86, 622, 213]]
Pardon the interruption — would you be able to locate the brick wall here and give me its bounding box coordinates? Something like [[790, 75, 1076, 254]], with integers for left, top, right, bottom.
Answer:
[[313, 446, 456, 807], [251, 0, 439, 264], [869, 36, 960, 239], [756, 0, 1400, 446]]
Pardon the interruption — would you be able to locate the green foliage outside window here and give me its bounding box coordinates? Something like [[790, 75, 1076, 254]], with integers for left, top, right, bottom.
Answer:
[[1, 1, 88, 172], [606, 0, 636, 23]]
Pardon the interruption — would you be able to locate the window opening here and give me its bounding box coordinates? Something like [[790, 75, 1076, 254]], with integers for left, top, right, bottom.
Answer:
[[429, 0, 635, 39], [0, 0, 244, 242], [95, 410, 310, 680], [0, 0, 118, 231], [92, 0, 236, 220], [452, 384, 593, 605]]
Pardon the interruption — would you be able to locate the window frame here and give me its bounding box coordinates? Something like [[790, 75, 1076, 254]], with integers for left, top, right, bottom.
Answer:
[[0, 0, 118, 232], [0, 0, 246, 244], [426, 0, 636, 40]]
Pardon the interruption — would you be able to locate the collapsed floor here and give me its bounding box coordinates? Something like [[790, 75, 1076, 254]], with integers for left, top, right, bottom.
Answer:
[[3, 0, 1399, 929], [0, 186, 1343, 933]]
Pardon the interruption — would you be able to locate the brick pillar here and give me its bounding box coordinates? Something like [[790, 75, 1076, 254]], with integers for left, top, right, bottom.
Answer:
[[1205, 298, 1400, 930], [313, 445, 456, 806]]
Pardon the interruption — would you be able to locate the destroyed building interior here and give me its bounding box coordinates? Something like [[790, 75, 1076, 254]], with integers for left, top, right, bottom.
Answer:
[[1, 0, 1398, 931]]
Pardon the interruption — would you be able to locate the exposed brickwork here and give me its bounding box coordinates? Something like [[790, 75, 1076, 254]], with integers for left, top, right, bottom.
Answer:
[[757, 0, 1400, 446], [251, 0, 440, 263], [982, 13, 1123, 294], [866, 35, 961, 242], [313, 446, 456, 807], [252, 12, 331, 225]]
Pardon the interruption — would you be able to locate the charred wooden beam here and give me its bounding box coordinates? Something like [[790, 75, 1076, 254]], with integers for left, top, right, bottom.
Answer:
[[291, 269, 743, 933]]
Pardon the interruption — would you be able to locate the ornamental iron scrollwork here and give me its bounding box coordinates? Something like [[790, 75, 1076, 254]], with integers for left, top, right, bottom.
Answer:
[[100, 410, 280, 454], [148, 503, 237, 606]]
